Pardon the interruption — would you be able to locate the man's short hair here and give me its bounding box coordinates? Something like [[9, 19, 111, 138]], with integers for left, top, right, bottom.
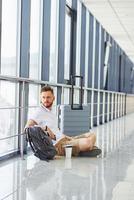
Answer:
[[41, 85, 54, 95]]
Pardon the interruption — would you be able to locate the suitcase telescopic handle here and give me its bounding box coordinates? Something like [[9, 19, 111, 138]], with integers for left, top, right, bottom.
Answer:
[[71, 75, 83, 110]]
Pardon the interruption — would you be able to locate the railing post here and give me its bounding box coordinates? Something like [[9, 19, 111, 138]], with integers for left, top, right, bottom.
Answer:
[[91, 90, 94, 128], [107, 92, 110, 122], [20, 81, 26, 160], [117, 94, 120, 118], [102, 91, 105, 124], [114, 93, 117, 119], [97, 91, 100, 126], [111, 93, 114, 120]]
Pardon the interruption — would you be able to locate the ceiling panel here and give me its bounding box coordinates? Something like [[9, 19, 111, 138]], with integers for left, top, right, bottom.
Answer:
[[82, 0, 134, 62]]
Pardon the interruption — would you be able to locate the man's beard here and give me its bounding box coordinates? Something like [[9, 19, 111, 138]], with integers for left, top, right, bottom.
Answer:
[[44, 102, 53, 109]]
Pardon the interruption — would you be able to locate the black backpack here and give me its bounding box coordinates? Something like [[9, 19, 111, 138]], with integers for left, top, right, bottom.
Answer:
[[25, 126, 57, 161]]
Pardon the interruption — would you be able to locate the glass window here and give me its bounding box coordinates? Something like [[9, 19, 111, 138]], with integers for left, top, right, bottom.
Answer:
[[63, 88, 70, 104], [0, 163, 18, 199], [98, 25, 102, 89], [75, 1, 82, 86], [1, 0, 21, 76], [28, 84, 40, 118], [84, 11, 90, 104], [103, 40, 111, 89], [74, 89, 79, 104], [28, 84, 40, 107], [85, 11, 90, 88], [52, 87, 57, 114], [131, 67, 134, 81], [49, 0, 59, 83], [66, 0, 72, 7], [64, 6, 72, 81], [29, 0, 43, 79], [92, 18, 96, 88], [0, 81, 19, 156]]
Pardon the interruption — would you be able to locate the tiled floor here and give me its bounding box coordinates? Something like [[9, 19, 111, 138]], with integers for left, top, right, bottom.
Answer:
[[0, 113, 134, 200]]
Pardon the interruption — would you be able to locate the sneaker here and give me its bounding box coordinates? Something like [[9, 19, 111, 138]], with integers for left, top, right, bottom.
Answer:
[[78, 147, 102, 157]]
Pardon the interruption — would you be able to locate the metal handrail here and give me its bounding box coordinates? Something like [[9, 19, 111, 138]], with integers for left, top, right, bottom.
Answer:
[[0, 74, 126, 95], [0, 132, 25, 160], [0, 105, 40, 110], [0, 132, 25, 141]]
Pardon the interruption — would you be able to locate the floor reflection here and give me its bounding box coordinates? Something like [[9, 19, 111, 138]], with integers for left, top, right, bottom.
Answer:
[[22, 158, 100, 200], [93, 115, 130, 158]]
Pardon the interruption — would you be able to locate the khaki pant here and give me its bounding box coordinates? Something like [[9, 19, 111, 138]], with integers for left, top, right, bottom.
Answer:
[[54, 132, 92, 156]]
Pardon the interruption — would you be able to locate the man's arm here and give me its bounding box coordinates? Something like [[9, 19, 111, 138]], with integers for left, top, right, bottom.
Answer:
[[45, 127, 56, 140], [25, 119, 38, 128], [25, 119, 56, 140]]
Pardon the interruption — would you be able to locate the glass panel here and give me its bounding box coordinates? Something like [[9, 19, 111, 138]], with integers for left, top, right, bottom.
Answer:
[[0, 109, 18, 156], [28, 84, 40, 122], [103, 41, 111, 88], [0, 81, 19, 156], [98, 25, 102, 89], [64, 7, 71, 80], [49, 0, 59, 83], [29, 0, 42, 79], [74, 89, 79, 104], [28, 84, 40, 107], [52, 87, 57, 114], [66, 0, 72, 7], [85, 11, 90, 87], [75, 1, 81, 86], [63, 88, 70, 104], [0, 81, 18, 107], [92, 18, 96, 88], [0, 162, 18, 200], [1, 0, 20, 76], [84, 90, 87, 104]]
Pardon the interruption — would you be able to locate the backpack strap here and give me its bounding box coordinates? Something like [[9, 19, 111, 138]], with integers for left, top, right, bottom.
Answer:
[[25, 127, 37, 154]]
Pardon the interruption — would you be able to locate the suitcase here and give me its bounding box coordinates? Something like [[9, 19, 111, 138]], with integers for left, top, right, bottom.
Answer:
[[59, 76, 90, 136]]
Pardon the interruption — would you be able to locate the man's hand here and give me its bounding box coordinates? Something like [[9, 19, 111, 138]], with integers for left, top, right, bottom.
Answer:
[[54, 136, 72, 155], [25, 119, 38, 129], [45, 127, 56, 140]]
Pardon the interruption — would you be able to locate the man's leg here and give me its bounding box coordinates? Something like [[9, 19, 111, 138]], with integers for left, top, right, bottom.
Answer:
[[68, 133, 96, 152], [55, 133, 96, 156], [73, 132, 95, 139]]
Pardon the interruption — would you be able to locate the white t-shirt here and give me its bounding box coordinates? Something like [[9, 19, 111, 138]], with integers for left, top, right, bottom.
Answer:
[[28, 104, 62, 143]]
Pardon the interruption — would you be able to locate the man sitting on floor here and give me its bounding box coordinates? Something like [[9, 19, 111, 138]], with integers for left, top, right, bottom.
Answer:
[[25, 85, 101, 157]]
